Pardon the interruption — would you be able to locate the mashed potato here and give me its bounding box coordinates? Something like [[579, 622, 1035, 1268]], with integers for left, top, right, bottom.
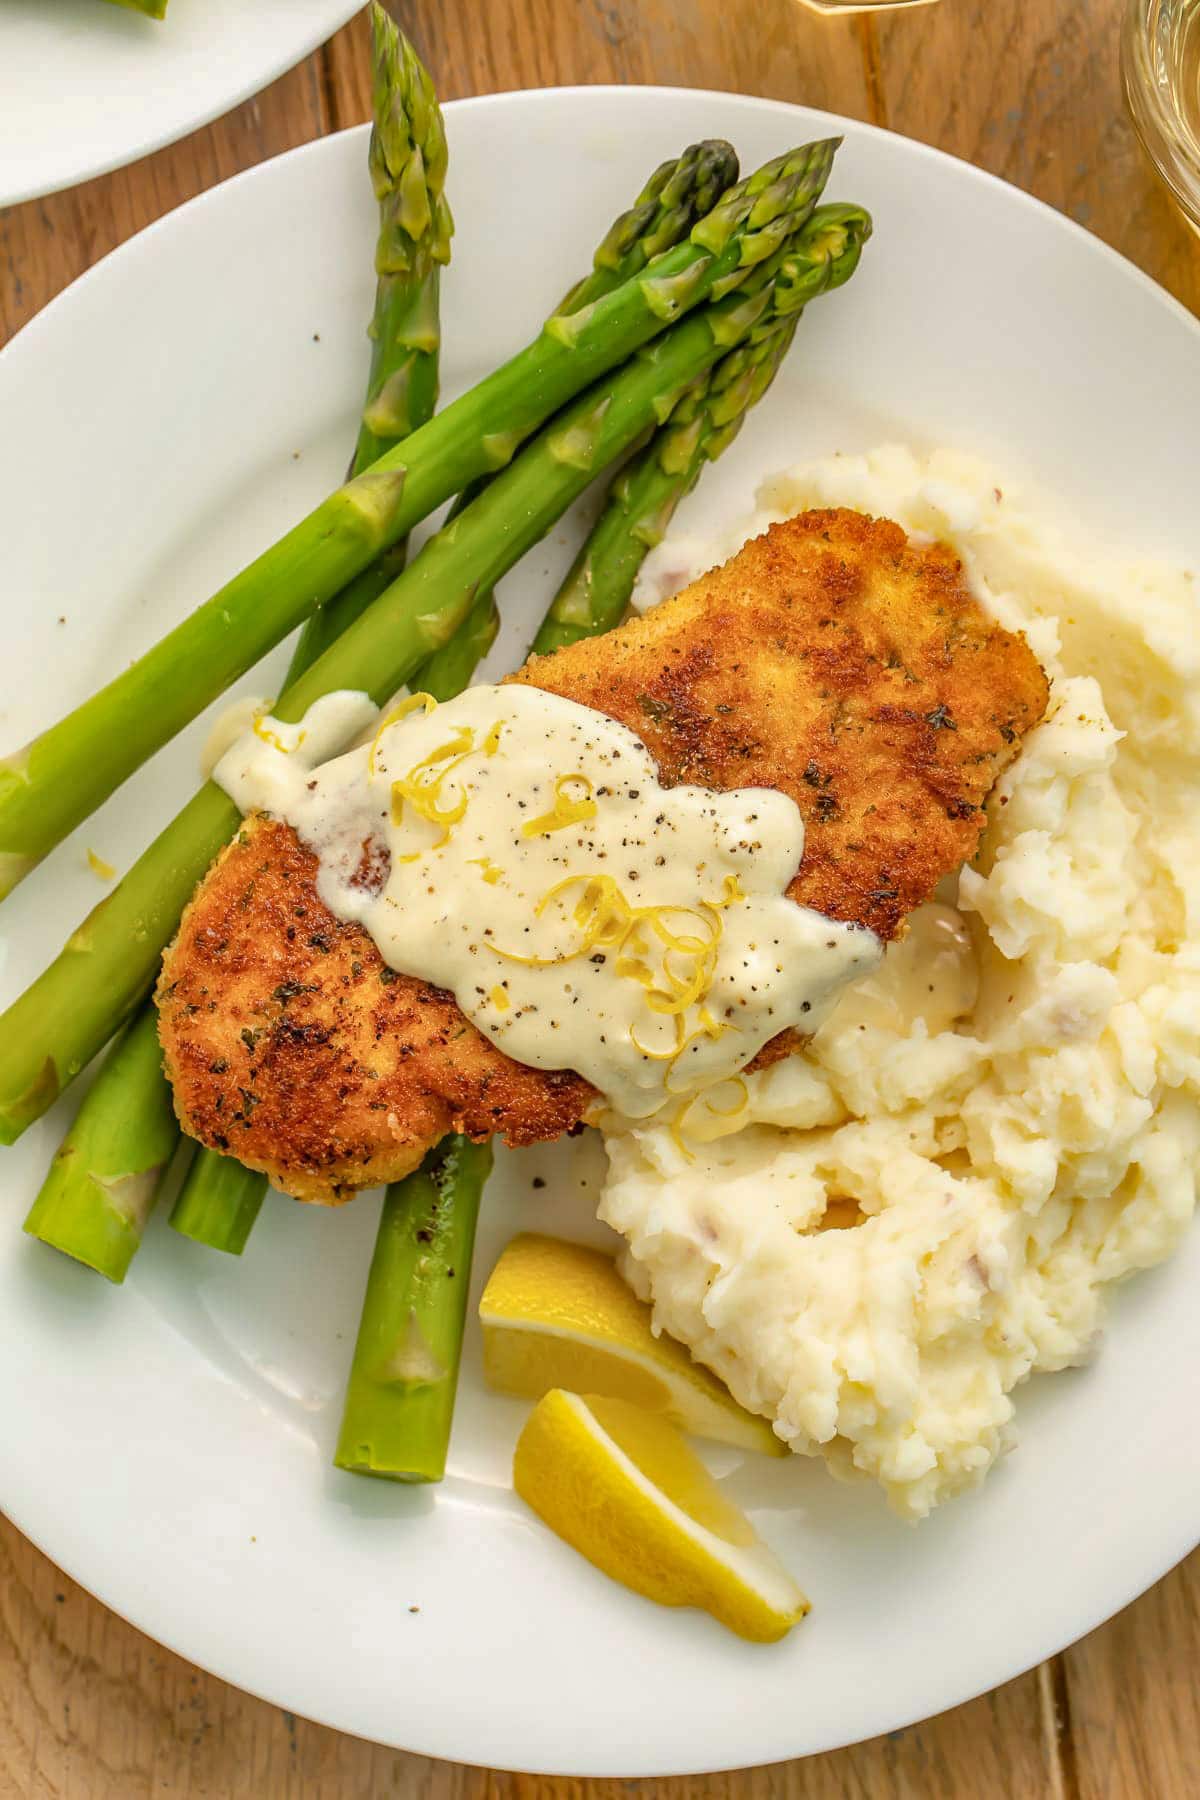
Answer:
[[599, 445, 1200, 1519]]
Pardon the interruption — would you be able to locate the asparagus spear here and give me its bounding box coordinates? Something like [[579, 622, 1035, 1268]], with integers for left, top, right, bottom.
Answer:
[[170, 145, 736, 1258], [332, 315, 806, 1481], [22, 1010, 179, 1283], [170, 18, 452, 1256], [282, 8, 453, 679], [325, 586, 495, 1476], [410, 586, 500, 699], [0, 139, 838, 903], [556, 139, 738, 314], [0, 207, 870, 1147], [532, 316, 798, 657], [335, 1136, 492, 1482], [352, 4, 453, 472], [169, 1149, 267, 1257]]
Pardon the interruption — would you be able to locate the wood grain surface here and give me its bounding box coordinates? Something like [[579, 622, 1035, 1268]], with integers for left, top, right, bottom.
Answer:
[[1, 1, 1198, 1794]]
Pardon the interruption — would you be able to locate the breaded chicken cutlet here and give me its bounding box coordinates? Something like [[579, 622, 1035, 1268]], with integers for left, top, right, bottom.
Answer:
[[156, 508, 1049, 1202]]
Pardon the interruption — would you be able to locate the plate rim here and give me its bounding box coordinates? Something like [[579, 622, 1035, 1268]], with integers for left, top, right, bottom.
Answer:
[[7, 82, 1200, 356], [1, 84, 1198, 1775]]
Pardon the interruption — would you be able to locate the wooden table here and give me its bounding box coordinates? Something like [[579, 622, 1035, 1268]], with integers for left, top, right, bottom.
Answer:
[[1, 2, 1198, 1794]]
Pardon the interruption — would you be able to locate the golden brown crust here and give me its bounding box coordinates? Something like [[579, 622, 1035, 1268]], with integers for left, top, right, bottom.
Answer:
[[157, 508, 1048, 1203], [515, 508, 1049, 939], [156, 818, 592, 1204]]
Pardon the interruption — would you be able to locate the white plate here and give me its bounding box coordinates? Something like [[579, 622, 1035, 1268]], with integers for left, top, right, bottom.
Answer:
[[0, 0, 362, 207], [1, 89, 1198, 1778]]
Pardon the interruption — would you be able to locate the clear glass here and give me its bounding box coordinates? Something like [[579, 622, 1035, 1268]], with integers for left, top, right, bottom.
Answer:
[[1122, 0, 1200, 234]]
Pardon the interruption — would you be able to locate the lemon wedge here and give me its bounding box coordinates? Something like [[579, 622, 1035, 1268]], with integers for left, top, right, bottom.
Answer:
[[479, 1232, 782, 1456], [514, 1390, 809, 1642]]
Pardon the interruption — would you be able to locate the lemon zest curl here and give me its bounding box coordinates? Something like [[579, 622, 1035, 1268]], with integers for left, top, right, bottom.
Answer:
[[522, 773, 598, 838], [491, 869, 744, 1081]]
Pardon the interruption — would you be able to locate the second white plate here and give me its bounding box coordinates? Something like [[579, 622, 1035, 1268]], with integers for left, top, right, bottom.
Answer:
[[0, 0, 363, 207]]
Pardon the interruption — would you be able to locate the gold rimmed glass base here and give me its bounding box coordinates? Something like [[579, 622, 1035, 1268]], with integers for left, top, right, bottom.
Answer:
[[1122, 0, 1200, 234]]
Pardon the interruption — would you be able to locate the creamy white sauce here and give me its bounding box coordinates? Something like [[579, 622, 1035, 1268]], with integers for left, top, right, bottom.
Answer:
[[199, 694, 273, 781], [215, 684, 879, 1119], [833, 900, 978, 1039]]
